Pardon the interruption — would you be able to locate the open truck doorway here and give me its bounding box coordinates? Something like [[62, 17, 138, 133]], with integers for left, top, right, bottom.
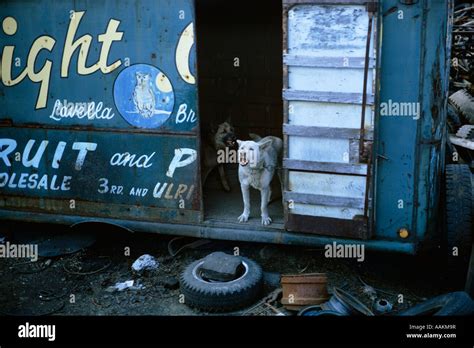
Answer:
[[196, 0, 284, 229]]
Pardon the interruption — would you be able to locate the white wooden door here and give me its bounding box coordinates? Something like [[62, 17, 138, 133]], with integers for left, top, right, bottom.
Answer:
[[282, 0, 378, 239]]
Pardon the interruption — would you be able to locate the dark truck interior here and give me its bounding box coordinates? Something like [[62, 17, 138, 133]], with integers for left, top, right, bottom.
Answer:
[[196, 0, 284, 228]]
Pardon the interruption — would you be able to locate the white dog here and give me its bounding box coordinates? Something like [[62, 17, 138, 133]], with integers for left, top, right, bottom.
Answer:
[[237, 135, 283, 225]]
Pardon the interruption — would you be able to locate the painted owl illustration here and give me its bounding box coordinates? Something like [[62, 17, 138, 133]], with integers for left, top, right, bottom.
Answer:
[[133, 72, 155, 118]]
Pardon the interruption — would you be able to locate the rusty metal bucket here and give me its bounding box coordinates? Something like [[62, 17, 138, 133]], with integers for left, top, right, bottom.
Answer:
[[280, 273, 329, 310]]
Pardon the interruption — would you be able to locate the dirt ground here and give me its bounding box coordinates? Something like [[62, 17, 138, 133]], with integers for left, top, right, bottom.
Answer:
[[0, 222, 456, 316]]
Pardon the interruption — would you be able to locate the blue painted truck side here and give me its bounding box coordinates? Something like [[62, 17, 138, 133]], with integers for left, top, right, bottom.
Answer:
[[0, 0, 202, 223], [374, 0, 452, 245], [0, 0, 453, 254]]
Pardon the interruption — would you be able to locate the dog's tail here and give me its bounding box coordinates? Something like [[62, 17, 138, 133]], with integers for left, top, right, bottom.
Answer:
[[249, 133, 262, 141]]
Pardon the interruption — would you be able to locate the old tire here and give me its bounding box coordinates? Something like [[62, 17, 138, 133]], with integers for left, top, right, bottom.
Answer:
[[444, 164, 473, 287], [447, 104, 462, 134], [398, 292, 474, 316], [180, 256, 263, 312]]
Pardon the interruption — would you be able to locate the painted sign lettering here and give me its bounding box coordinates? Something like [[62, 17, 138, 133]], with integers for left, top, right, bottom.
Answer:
[[1, 12, 123, 109], [49, 100, 115, 122]]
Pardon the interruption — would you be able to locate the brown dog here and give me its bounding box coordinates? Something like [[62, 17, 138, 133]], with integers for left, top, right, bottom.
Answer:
[[201, 121, 237, 192]]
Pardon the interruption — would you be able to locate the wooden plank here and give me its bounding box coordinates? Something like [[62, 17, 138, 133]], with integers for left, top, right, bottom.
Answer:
[[286, 213, 369, 239], [288, 171, 366, 199], [287, 4, 373, 58], [288, 101, 374, 129], [284, 159, 367, 175], [289, 66, 374, 95], [284, 54, 375, 68], [349, 139, 360, 163], [284, 124, 373, 140], [289, 136, 350, 163], [291, 202, 363, 219], [284, 191, 365, 209], [283, 89, 374, 105]]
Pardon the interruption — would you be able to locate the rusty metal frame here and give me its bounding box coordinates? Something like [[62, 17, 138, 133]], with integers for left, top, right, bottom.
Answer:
[[358, 4, 376, 159], [0, 195, 202, 224], [366, 0, 379, 233], [0, 209, 418, 253], [359, 1, 377, 222]]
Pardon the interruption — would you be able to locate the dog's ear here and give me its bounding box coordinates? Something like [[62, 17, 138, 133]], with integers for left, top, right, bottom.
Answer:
[[259, 139, 272, 150], [237, 140, 243, 147]]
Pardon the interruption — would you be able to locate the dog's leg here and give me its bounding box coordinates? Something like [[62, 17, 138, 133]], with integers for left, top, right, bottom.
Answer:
[[217, 164, 231, 192], [238, 184, 251, 223], [260, 187, 272, 226]]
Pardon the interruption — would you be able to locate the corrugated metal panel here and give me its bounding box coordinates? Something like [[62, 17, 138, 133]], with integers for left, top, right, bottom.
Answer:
[[282, 0, 377, 238]]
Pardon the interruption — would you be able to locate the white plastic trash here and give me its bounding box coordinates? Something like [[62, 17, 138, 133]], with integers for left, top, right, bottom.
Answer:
[[131, 254, 159, 274]]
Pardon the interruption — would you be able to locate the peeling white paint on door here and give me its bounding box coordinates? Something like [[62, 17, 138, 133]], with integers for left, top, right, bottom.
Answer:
[[288, 5, 373, 57], [284, 3, 377, 222]]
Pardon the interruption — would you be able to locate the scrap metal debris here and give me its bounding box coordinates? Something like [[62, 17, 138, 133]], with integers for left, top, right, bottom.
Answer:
[[320, 287, 374, 316], [373, 298, 393, 315], [280, 273, 329, 310], [63, 255, 111, 276], [10, 259, 53, 274], [449, 2, 474, 143], [241, 288, 285, 316], [451, 4, 474, 92]]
